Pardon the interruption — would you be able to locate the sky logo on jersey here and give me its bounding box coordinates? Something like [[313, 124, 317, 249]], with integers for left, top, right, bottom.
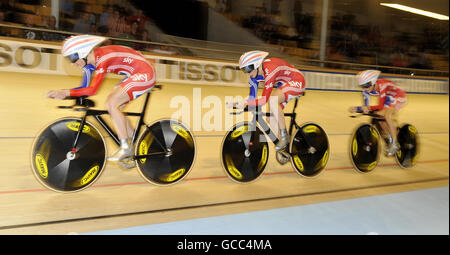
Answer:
[[123, 57, 133, 64], [131, 74, 148, 81]]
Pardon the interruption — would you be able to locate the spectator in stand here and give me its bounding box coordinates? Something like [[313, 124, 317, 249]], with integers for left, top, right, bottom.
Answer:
[[99, 5, 113, 29], [74, 12, 92, 34], [42, 16, 63, 41], [117, 22, 136, 48], [108, 8, 126, 37], [128, 9, 152, 33], [136, 29, 152, 51], [60, 0, 74, 19], [85, 5, 97, 26], [23, 15, 40, 40], [0, 10, 9, 36], [88, 23, 98, 35]]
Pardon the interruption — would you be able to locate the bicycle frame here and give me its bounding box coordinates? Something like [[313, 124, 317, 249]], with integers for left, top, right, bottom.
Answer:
[[68, 86, 159, 152], [247, 97, 309, 147], [353, 111, 391, 146]]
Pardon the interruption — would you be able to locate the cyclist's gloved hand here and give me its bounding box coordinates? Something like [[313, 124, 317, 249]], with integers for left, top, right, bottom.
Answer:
[[46, 89, 70, 100]]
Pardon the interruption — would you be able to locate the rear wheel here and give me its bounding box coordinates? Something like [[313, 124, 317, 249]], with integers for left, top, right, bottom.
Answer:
[[349, 124, 380, 173], [290, 123, 329, 177], [395, 124, 419, 168], [135, 119, 196, 185], [221, 122, 269, 183], [31, 118, 106, 192]]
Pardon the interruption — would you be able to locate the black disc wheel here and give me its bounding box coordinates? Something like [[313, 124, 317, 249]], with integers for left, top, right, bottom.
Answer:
[[135, 119, 196, 185], [221, 122, 269, 183], [350, 124, 380, 173], [395, 124, 419, 168], [31, 118, 106, 192], [290, 123, 329, 177]]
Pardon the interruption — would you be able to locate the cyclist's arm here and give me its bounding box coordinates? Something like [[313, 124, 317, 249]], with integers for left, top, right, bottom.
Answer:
[[69, 68, 105, 97], [356, 90, 374, 112], [248, 78, 258, 100], [246, 82, 272, 106], [246, 72, 275, 107], [70, 64, 95, 90], [369, 93, 385, 111]]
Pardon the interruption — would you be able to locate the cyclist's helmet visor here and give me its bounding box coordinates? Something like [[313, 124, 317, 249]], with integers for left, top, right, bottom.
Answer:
[[360, 81, 372, 88], [67, 53, 80, 63], [241, 64, 256, 74]]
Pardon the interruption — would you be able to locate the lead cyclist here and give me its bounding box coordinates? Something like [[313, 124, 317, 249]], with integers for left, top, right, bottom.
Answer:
[[46, 34, 156, 162], [227, 51, 306, 151]]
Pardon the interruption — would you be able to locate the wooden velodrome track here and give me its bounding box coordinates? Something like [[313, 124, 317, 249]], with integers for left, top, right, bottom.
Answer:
[[0, 71, 448, 234]]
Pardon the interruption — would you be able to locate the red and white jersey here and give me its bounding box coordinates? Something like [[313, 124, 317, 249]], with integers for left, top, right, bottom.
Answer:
[[369, 79, 406, 111], [246, 57, 305, 107], [69, 45, 155, 97]]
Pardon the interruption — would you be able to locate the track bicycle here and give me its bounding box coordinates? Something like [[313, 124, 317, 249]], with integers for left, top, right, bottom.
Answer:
[[221, 96, 330, 183], [31, 85, 197, 192], [349, 110, 419, 173]]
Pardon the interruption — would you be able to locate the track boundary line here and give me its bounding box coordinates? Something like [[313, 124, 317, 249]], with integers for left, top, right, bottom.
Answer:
[[0, 177, 447, 231], [0, 159, 448, 195]]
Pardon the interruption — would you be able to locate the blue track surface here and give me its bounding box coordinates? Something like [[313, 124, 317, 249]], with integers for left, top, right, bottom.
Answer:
[[87, 186, 449, 235]]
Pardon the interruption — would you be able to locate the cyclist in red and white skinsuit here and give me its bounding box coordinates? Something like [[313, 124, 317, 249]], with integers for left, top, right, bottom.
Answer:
[[46, 35, 156, 162], [228, 51, 306, 151], [350, 70, 407, 156]]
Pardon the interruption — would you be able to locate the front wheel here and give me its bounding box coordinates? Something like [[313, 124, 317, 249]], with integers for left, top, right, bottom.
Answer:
[[30, 118, 107, 193], [349, 124, 381, 173], [289, 123, 329, 177], [135, 119, 196, 185], [221, 122, 269, 183], [395, 124, 419, 168]]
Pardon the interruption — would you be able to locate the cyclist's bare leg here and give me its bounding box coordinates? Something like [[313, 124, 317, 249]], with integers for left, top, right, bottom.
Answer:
[[384, 107, 398, 141], [106, 86, 133, 161], [269, 89, 289, 150], [119, 104, 134, 138], [268, 90, 286, 134], [378, 107, 399, 154]]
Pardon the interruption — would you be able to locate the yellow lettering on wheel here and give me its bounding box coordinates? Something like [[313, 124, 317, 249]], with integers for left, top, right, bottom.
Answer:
[[367, 161, 377, 171], [80, 165, 99, 186], [352, 138, 358, 156], [139, 134, 154, 164], [360, 161, 377, 171], [303, 125, 319, 133], [35, 154, 48, 179], [412, 154, 419, 166], [67, 122, 91, 134], [317, 150, 329, 169], [231, 125, 248, 139], [408, 125, 417, 134], [225, 155, 243, 180], [370, 127, 379, 139], [171, 124, 194, 147], [257, 145, 268, 171], [159, 168, 185, 182], [293, 155, 304, 172]]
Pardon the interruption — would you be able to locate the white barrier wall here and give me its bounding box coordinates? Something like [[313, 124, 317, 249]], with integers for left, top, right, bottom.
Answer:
[[0, 38, 448, 94]]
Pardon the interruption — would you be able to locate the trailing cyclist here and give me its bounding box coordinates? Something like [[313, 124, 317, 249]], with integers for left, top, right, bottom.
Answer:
[[227, 51, 306, 151], [349, 70, 407, 156], [46, 34, 156, 162]]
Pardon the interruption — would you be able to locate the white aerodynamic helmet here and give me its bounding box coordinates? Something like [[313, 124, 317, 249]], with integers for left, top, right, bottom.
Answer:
[[357, 70, 381, 88], [239, 50, 269, 73], [62, 34, 107, 62]]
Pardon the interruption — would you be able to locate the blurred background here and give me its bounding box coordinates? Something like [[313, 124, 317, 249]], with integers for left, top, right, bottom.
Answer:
[[0, 0, 448, 76]]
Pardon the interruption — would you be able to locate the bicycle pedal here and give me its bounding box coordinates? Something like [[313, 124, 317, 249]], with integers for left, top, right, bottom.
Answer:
[[118, 158, 136, 169], [276, 151, 290, 165]]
